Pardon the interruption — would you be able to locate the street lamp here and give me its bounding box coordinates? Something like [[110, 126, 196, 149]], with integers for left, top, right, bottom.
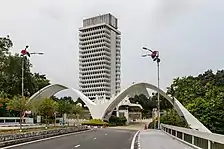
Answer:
[[21, 46, 44, 98], [142, 47, 161, 129]]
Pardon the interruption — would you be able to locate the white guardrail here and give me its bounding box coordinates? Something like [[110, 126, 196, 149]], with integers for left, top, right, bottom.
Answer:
[[160, 124, 224, 149]]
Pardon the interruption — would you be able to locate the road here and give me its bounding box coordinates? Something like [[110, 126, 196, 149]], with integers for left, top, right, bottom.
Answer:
[[7, 128, 137, 149], [140, 129, 193, 149]]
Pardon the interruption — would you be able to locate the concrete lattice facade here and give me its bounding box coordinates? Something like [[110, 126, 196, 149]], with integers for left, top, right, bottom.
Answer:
[[79, 13, 121, 100]]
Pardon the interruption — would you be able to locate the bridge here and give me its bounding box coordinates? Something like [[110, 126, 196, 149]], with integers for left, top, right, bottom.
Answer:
[[26, 82, 224, 149]]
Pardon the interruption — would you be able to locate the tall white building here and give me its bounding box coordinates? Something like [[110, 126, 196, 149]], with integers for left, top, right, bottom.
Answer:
[[79, 13, 121, 100]]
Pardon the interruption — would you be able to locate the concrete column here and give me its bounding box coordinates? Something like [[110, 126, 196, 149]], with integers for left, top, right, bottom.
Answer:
[[208, 140, 211, 149], [192, 136, 194, 145], [125, 108, 129, 125], [182, 133, 185, 140], [116, 106, 119, 117]]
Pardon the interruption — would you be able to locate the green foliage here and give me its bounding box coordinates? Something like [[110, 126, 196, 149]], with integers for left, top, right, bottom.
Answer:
[[74, 97, 85, 108], [0, 36, 50, 117], [52, 96, 75, 104], [57, 100, 72, 115], [35, 98, 58, 124], [6, 96, 32, 128], [0, 36, 50, 98], [70, 104, 84, 118], [167, 70, 224, 134], [160, 109, 188, 128], [6, 96, 31, 113], [82, 119, 108, 126], [148, 119, 158, 129], [129, 94, 172, 118], [108, 115, 127, 126]]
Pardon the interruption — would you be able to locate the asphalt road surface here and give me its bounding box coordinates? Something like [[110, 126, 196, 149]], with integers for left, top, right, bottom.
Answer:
[[8, 128, 137, 149]]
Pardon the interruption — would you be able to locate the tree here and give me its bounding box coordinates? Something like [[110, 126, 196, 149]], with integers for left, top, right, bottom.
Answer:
[[160, 109, 188, 128], [6, 96, 32, 130], [57, 100, 72, 125], [36, 98, 58, 125], [166, 70, 224, 134], [129, 93, 172, 118], [0, 92, 10, 117], [0, 35, 50, 98], [70, 104, 84, 120], [74, 97, 85, 108], [0, 36, 50, 117]]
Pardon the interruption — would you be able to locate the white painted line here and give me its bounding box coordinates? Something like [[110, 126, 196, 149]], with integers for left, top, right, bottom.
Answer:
[[74, 144, 80, 148], [93, 137, 96, 140], [130, 130, 140, 149], [1, 129, 92, 149]]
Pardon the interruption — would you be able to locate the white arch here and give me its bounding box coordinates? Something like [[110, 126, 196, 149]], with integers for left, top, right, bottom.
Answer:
[[103, 82, 211, 132], [28, 84, 95, 108], [29, 83, 210, 133]]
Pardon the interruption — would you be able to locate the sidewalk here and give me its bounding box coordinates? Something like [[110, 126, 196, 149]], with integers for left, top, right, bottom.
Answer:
[[139, 129, 193, 149]]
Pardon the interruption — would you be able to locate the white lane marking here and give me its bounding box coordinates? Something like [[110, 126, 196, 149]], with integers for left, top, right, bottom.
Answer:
[[1, 129, 92, 149], [74, 144, 80, 148], [93, 137, 96, 140], [130, 130, 140, 149]]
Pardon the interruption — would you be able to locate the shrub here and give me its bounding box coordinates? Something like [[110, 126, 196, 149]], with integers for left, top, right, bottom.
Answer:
[[160, 109, 189, 128], [148, 119, 158, 129], [109, 115, 127, 126], [81, 119, 108, 126]]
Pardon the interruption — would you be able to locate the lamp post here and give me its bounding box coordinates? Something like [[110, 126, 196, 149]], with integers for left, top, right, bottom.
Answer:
[[21, 46, 43, 98], [142, 47, 161, 129]]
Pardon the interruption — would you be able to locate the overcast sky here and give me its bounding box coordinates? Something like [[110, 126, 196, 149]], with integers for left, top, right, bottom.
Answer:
[[0, 0, 224, 96]]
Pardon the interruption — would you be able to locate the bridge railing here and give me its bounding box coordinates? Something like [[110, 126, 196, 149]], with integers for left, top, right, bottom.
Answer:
[[160, 124, 224, 149]]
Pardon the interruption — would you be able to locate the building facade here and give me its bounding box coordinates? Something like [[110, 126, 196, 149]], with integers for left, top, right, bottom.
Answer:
[[79, 13, 121, 100]]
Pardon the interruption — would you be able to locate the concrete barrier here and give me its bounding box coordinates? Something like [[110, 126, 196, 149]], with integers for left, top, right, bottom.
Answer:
[[0, 126, 88, 147]]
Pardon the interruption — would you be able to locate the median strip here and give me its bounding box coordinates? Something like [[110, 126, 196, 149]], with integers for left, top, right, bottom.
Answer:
[[0, 126, 90, 148]]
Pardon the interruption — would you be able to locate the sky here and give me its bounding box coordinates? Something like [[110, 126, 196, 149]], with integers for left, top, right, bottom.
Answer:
[[0, 0, 224, 97]]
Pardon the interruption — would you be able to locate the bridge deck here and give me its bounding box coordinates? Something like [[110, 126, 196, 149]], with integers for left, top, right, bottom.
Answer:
[[140, 129, 193, 149]]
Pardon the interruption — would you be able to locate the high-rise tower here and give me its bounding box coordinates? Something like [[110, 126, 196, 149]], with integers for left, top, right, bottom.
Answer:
[[79, 13, 121, 100]]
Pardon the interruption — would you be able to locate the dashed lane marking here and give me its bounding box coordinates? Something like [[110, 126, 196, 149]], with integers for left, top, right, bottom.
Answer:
[[74, 144, 80, 148]]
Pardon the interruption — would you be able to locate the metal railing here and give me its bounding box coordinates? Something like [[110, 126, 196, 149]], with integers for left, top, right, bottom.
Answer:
[[160, 124, 224, 149]]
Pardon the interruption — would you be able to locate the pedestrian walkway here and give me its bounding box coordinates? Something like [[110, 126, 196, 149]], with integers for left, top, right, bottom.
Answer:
[[139, 129, 193, 149]]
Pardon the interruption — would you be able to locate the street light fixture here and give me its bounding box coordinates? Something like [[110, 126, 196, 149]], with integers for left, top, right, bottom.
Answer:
[[21, 46, 44, 98], [142, 46, 161, 129]]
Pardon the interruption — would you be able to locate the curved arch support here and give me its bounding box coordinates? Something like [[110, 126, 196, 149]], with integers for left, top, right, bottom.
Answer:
[[29, 84, 68, 102], [29, 84, 96, 111], [104, 82, 211, 133], [28, 83, 211, 133]]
